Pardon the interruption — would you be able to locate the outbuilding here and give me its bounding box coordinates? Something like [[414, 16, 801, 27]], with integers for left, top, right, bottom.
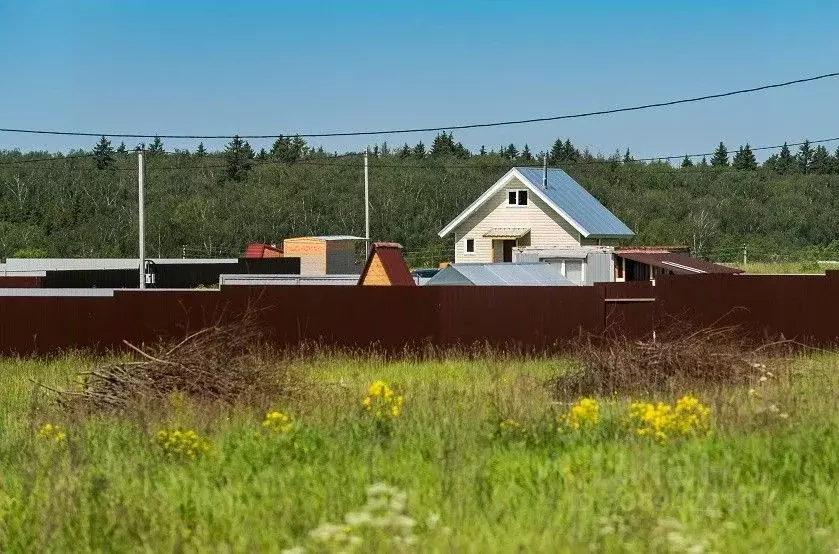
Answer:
[[424, 263, 574, 286]]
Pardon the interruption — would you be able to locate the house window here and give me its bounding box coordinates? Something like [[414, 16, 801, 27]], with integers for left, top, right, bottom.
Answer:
[[507, 189, 528, 206], [465, 238, 475, 253]]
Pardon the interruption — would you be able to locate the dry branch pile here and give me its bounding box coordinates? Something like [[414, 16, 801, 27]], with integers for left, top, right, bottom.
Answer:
[[552, 325, 780, 398], [56, 316, 286, 413]]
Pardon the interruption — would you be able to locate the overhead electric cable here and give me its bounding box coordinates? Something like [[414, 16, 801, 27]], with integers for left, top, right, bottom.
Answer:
[[0, 71, 837, 139]]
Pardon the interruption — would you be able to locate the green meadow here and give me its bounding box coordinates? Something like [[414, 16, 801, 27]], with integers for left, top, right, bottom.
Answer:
[[1, 352, 837, 553]]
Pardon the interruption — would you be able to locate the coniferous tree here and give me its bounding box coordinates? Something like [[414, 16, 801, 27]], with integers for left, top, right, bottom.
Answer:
[[479, 145, 486, 156], [93, 136, 116, 170], [563, 139, 579, 162], [243, 140, 255, 160], [521, 144, 533, 162], [811, 145, 831, 174], [681, 155, 693, 168], [710, 142, 728, 167], [399, 144, 411, 159], [116, 141, 127, 155], [412, 141, 426, 158], [732, 144, 757, 170], [797, 140, 813, 173], [505, 144, 519, 160], [256, 148, 268, 161], [549, 139, 564, 164], [380, 142, 390, 157], [775, 142, 794, 174], [195, 142, 207, 158], [223, 135, 252, 182], [148, 136, 164, 156], [699, 156, 708, 167], [623, 148, 633, 165]]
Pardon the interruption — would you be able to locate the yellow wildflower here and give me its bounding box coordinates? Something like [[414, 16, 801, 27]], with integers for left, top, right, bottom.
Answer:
[[155, 428, 211, 460], [562, 397, 600, 430], [37, 423, 67, 443], [363, 380, 404, 420], [262, 410, 294, 434], [629, 395, 710, 442]]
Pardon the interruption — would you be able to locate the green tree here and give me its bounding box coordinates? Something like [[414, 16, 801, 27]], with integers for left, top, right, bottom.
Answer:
[[732, 144, 757, 170], [521, 144, 534, 162], [195, 142, 207, 157], [399, 144, 411, 159], [505, 144, 519, 160], [623, 148, 633, 165], [549, 139, 564, 164], [811, 145, 831, 174], [699, 156, 708, 167], [116, 141, 127, 155], [563, 139, 579, 162], [681, 155, 693, 168], [148, 136, 164, 156], [412, 141, 426, 158], [93, 136, 115, 170], [223, 135, 252, 182], [797, 140, 813, 173], [256, 148, 268, 161], [775, 142, 794, 174], [710, 142, 728, 167], [479, 145, 486, 156]]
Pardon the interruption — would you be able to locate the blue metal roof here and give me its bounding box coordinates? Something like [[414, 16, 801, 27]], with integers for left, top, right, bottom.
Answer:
[[516, 168, 634, 238], [425, 263, 574, 286]]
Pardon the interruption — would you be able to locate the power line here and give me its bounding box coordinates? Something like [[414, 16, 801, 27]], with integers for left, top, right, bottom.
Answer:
[[1, 71, 837, 139]]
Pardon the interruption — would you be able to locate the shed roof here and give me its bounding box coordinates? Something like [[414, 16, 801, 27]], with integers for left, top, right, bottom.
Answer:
[[425, 263, 574, 286], [358, 242, 416, 286], [284, 235, 365, 242], [439, 168, 634, 239], [483, 227, 530, 239], [617, 252, 743, 275]]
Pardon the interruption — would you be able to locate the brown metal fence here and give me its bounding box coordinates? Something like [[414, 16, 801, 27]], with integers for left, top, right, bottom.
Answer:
[[2, 272, 839, 356]]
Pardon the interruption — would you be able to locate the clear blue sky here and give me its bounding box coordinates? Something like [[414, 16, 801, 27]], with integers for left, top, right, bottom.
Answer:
[[2, 0, 838, 159]]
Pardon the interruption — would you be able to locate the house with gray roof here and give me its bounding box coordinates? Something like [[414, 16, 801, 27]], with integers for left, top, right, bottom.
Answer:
[[438, 167, 634, 284]]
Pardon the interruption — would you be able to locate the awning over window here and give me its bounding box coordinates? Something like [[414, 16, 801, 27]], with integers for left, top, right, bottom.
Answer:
[[483, 227, 530, 239]]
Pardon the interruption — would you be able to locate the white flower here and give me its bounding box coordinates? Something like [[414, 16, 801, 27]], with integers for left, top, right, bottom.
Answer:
[[281, 547, 307, 554], [426, 512, 441, 529], [759, 376, 768, 383], [344, 511, 373, 527]]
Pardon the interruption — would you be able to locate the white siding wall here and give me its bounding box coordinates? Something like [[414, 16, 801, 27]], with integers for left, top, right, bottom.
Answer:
[[453, 178, 582, 263]]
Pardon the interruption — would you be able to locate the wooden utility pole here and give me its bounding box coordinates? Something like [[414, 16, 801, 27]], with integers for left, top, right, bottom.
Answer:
[[137, 149, 146, 289]]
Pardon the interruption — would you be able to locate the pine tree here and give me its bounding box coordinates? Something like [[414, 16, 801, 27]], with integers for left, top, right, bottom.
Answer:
[[479, 145, 486, 156], [550, 139, 564, 164], [521, 144, 533, 162], [116, 141, 127, 155], [797, 140, 813, 173], [505, 144, 519, 160], [623, 148, 633, 165], [257, 148, 268, 161], [380, 142, 390, 157], [224, 135, 252, 182], [776, 142, 794, 174], [148, 136, 164, 156], [93, 136, 115, 170], [412, 141, 426, 158], [243, 140, 255, 160], [732, 144, 757, 170], [563, 139, 579, 162], [399, 144, 411, 159], [710, 142, 728, 167], [195, 142, 207, 157], [681, 155, 693, 168], [699, 156, 708, 167], [811, 145, 831, 174]]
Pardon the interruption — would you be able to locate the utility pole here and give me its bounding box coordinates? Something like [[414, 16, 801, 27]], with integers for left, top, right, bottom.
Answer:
[[743, 243, 747, 267], [364, 149, 370, 253], [137, 149, 146, 289]]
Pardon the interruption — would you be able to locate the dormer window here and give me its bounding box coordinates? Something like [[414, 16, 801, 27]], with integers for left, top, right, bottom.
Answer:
[[507, 189, 527, 206]]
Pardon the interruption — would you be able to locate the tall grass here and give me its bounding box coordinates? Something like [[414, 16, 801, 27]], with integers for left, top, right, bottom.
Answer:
[[1, 352, 838, 552]]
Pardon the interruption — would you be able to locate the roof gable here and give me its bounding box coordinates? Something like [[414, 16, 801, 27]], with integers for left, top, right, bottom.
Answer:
[[358, 242, 416, 286], [438, 167, 634, 239]]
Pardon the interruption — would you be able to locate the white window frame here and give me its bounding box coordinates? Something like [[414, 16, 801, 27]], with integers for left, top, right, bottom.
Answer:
[[464, 237, 475, 254], [506, 189, 528, 207]]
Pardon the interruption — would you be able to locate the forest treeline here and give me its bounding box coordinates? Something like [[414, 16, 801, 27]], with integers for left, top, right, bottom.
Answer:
[[2, 132, 839, 266]]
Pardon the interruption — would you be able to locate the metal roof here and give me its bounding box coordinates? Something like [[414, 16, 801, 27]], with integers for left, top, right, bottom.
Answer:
[[425, 263, 575, 286], [516, 168, 634, 238], [617, 252, 744, 274], [2, 258, 239, 271]]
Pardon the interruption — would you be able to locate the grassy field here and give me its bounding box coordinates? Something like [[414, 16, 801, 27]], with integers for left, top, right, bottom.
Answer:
[[741, 261, 837, 274], [1, 352, 838, 552]]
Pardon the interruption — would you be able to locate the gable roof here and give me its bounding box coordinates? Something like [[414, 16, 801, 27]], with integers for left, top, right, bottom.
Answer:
[[358, 242, 416, 286], [425, 263, 574, 286], [438, 167, 634, 239]]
